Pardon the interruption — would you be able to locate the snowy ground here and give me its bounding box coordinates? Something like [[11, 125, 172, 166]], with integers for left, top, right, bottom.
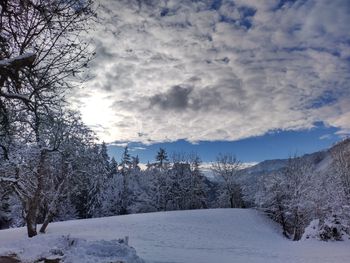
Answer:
[[0, 209, 349, 263]]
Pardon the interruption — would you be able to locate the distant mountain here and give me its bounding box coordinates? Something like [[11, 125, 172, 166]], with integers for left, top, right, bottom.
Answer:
[[237, 138, 350, 204], [241, 159, 289, 175], [243, 138, 349, 175], [199, 138, 350, 205]]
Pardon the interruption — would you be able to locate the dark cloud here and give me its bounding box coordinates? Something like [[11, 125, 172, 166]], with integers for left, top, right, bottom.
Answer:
[[150, 85, 193, 111], [148, 78, 246, 113]]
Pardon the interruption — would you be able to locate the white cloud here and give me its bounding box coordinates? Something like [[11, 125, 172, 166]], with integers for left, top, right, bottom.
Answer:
[[108, 142, 128, 148], [130, 146, 147, 151], [74, 0, 350, 143], [319, 134, 332, 140]]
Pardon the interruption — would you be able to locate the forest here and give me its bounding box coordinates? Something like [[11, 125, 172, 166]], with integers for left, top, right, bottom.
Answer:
[[1, 140, 350, 242]]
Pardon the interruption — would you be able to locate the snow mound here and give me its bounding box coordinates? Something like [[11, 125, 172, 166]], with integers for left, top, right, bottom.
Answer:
[[302, 219, 321, 240], [0, 234, 144, 263], [65, 238, 144, 263], [302, 218, 350, 241]]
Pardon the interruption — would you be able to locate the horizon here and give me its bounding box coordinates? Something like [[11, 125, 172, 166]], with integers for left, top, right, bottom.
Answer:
[[106, 122, 344, 164]]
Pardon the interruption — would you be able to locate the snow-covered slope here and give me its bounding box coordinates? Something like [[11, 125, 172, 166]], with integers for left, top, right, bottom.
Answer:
[[242, 159, 289, 175], [1, 209, 349, 263], [242, 139, 350, 177], [237, 139, 350, 202]]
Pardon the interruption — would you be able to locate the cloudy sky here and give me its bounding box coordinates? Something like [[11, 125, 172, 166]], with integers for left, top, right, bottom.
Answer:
[[73, 0, 350, 162]]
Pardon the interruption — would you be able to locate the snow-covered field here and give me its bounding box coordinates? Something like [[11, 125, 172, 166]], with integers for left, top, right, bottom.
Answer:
[[0, 209, 349, 263]]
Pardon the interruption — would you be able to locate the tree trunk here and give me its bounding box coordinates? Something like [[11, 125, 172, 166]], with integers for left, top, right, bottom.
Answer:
[[292, 210, 302, 241], [26, 224, 37, 237], [39, 213, 52, 233], [25, 151, 45, 237], [293, 226, 303, 241], [230, 195, 234, 208], [40, 155, 69, 233], [278, 205, 289, 238], [26, 208, 38, 238]]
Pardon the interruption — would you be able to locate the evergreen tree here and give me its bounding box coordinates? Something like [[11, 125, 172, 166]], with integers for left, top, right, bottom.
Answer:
[[119, 147, 132, 214], [156, 148, 168, 169], [188, 154, 208, 209]]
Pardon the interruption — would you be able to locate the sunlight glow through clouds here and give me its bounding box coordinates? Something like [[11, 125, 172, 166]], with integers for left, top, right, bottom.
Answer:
[[78, 91, 117, 142]]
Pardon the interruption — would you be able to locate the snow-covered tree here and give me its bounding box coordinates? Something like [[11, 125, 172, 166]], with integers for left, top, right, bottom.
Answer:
[[256, 156, 315, 240], [331, 139, 350, 201], [118, 147, 132, 215], [149, 165, 169, 211], [255, 172, 289, 236], [187, 154, 208, 209], [167, 158, 191, 210], [86, 143, 111, 218], [156, 148, 168, 169], [211, 154, 244, 208], [0, 0, 95, 237], [147, 148, 170, 211], [0, 187, 11, 229], [282, 157, 314, 240]]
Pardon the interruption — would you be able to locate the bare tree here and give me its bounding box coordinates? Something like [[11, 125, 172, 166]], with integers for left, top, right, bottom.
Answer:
[[0, 0, 95, 237], [0, 0, 95, 157], [331, 139, 350, 201], [281, 156, 313, 240], [255, 156, 314, 240], [255, 172, 289, 237], [38, 112, 95, 233], [211, 154, 244, 208]]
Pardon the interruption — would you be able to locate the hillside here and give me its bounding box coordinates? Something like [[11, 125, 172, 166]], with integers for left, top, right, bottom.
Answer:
[[1, 209, 349, 263], [242, 138, 350, 175], [236, 139, 350, 202]]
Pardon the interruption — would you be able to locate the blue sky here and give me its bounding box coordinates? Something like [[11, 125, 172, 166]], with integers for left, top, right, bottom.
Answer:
[[72, 0, 350, 163], [107, 122, 341, 163]]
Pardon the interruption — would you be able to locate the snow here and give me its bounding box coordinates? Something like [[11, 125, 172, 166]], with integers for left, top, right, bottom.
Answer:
[[0, 53, 36, 67], [0, 235, 143, 263], [63, 238, 143, 263], [0, 177, 17, 183], [302, 219, 321, 240], [0, 209, 349, 263]]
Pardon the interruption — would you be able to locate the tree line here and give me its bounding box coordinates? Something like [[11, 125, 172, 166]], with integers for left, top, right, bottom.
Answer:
[[2, 139, 349, 241], [0, 145, 247, 234]]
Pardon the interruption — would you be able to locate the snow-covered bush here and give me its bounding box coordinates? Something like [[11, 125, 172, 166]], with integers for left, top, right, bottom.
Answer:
[[303, 216, 349, 241]]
